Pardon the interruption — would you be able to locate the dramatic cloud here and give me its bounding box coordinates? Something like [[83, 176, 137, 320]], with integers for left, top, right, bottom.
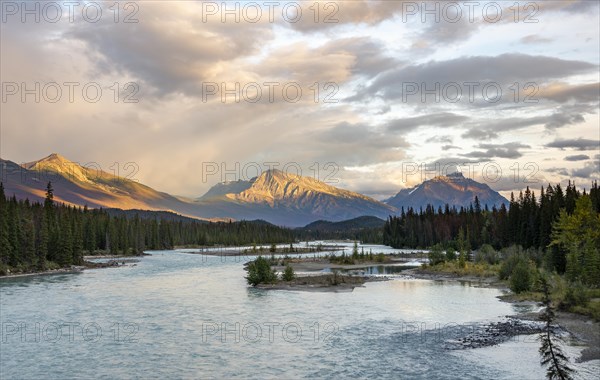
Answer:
[[425, 136, 453, 144], [285, 1, 408, 32], [356, 54, 598, 102], [462, 143, 530, 159], [313, 121, 409, 166], [571, 161, 600, 178], [461, 111, 587, 139], [386, 113, 468, 133], [1, 0, 599, 197], [538, 82, 600, 103], [442, 145, 461, 151], [564, 155, 590, 161], [545, 139, 600, 151], [67, 2, 275, 96], [255, 37, 398, 85]]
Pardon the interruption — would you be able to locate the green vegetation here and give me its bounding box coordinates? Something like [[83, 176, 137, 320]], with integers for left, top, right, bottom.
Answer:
[[475, 244, 499, 265], [424, 261, 499, 278], [328, 247, 387, 265], [246, 256, 278, 286], [397, 181, 600, 319], [445, 248, 457, 261], [551, 196, 600, 287], [0, 182, 294, 275], [383, 181, 600, 263], [538, 275, 575, 380], [282, 264, 295, 282], [509, 260, 533, 294], [427, 243, 445, 266]]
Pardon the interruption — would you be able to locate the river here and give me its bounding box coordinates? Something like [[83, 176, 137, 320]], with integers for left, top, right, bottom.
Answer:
[[1, 243, 597, 379]]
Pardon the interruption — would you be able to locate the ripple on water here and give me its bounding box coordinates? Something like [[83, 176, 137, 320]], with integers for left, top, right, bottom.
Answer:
[[1, 249, 598, 379]]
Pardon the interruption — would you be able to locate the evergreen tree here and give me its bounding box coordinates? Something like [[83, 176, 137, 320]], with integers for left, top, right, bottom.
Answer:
[[58, 222, 73, 266], [36, 215, 48, 271], [538, 275, 575, 380], [0, 183, 12, 266], [551, 196, 600, 287]]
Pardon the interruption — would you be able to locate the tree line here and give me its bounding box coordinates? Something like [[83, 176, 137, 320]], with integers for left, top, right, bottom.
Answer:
[[383, 181, 600, 284], [0, 182, 294, 274]]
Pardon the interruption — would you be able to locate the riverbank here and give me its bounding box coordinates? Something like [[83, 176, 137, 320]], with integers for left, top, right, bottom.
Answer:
[[0, 256, 144, 279], [271, 257, 423, 273], [401, 267, 506, 288], [403, 267, 600, 363], [178, 245, 345, 256], [273, 254, 600, 363]]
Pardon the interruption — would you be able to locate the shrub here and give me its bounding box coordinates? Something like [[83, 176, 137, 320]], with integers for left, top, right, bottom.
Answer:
[[428, 244, 446, 266], [475, 244, 498, 265], [510, 260, 532, 293], [458, 250, 467, 268], [246, 256, 278, 286], [282, 264, 295, 282], [445, 249, 457, 261], [559, 282, 589, 311], [499, 248, 525, 280]]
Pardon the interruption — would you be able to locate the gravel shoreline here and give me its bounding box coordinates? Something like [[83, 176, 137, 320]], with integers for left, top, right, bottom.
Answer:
[[401, 267, 600, 363]]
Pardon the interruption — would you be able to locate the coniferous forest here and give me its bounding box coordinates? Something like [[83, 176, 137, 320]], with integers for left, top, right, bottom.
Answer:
[[0, 182, 294, 274], [2, 180, 599, 286], [383, 181, 600, 287]]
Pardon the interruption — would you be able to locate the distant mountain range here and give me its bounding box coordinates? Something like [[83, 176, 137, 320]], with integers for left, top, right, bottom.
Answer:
[[384, 172, 508, 211], [193, 168, 397, 225], [300, 216, 386, 232], [1, 154, 508, 227]]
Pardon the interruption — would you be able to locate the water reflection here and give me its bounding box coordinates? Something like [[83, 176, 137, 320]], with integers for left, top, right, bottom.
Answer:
[[0, 272, 82, 288], [333, 265, 419, 275]]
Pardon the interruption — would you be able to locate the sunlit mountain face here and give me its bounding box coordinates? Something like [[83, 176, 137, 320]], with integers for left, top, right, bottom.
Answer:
[[385, 172, 508, 211], [4, 154, 512, 227], [2, 154, 396, 226]]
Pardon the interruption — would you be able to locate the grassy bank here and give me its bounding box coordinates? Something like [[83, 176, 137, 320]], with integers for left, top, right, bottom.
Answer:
[[424, 260, 600, 322], [421, 261, 500, 278]]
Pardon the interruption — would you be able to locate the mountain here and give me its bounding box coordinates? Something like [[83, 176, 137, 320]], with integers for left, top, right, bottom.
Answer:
[[1, 153, 198, 216], [385, 172, 508, 211], [1, 155, 511, 226], [102, 209, 209, 223], [197, 180, 252, 200], [1, 154, 397, 227], [195, 169, 397, 226], [301, 216, 386, 232]]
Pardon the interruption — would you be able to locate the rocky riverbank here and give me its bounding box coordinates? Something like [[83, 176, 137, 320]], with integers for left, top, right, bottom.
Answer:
[[442, 317, 547, 350], [399, 268, 600, 363]]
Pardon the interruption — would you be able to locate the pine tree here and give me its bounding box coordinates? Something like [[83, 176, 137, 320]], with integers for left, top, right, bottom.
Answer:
[[7, 199, 20, 267], [71, 216, 84, 265], [37, 215, 48, 271], [551, 195, 600, 287], [457, 227, 467, 268], [0, 183, 12, 266], [58, 222, 73, 266], [19, 207, 36, 268], [538, 275, 575, 380]]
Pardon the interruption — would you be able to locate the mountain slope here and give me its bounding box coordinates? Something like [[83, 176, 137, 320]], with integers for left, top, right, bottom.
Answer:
[[1, 154, 197, 215], [195, 169, 397, 226], [385, 172, 508, 211], [301, 216, 386, 231], [1, 154, 397, 227]]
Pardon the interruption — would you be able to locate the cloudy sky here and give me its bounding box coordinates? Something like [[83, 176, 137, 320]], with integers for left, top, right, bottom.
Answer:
[[1, 0, 599, 200]]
